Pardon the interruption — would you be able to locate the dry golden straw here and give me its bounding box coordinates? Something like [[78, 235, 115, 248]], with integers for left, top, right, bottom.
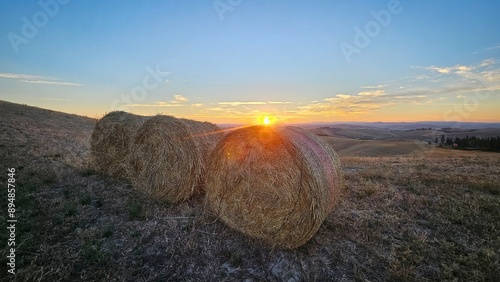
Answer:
[[90, 111, 147, 179], [205, 125, 342, 249], [128, 115, 221, 203]]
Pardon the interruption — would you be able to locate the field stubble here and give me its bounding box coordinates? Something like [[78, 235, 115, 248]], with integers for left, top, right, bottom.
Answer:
[[0, 101, 499, 281]]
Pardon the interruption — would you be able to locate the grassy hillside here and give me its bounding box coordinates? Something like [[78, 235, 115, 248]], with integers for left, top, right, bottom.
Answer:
[[0, 100, 95, 168], [0, 101, 499, 281]]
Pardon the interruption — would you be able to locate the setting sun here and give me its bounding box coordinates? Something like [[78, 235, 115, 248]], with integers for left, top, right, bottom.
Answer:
[[259, 116, 278, 125]]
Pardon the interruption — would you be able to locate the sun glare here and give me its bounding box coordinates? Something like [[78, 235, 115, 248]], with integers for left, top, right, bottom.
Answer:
[[256, 115, 277, 126]]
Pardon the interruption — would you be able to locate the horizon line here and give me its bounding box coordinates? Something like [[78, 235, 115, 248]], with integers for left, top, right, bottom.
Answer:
[[1, 99, 500, 125]]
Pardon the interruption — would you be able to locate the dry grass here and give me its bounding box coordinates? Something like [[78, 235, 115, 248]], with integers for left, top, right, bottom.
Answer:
[[90, 111, 147, 179], [206, 125, 343, 249], [128, 115, 221, 203], [0, 100, 498, 281], [323, 136, 434, 157], [334, 153, 500, 281]]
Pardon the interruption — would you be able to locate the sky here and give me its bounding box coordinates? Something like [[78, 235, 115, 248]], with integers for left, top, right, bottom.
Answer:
[[0, 0, 499, 124]]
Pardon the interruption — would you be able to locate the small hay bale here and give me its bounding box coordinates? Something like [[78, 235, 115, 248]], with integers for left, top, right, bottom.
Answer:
[[205, 125, 342, 249], [128, 115, 222, 203], [90, 111, 147, 179]]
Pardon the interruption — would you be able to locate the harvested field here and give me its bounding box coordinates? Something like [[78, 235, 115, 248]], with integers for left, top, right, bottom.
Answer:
[[0, 101, 499, 281]]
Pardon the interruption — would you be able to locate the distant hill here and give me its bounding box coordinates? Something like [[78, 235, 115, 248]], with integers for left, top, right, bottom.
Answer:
[[1, 100, 498, 159], [312, 124, 500, 157], [309, 125, 500, 143], [220, 121, 500, 132], [300, 121, 500, 130]]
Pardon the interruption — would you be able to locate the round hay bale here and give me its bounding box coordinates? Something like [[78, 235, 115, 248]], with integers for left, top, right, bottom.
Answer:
[[128, 115, 221, 203], [90, 111, 147, 179], [205, 125, 342, 249]]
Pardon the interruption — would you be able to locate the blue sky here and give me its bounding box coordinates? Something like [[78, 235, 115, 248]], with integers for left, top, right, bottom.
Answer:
[[0, 0, 499, 123]]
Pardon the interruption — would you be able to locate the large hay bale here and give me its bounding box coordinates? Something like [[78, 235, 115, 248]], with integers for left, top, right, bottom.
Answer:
[[90, 111, 147, 179], [205, 125, 342, 249], [128, 115, 221, 203]]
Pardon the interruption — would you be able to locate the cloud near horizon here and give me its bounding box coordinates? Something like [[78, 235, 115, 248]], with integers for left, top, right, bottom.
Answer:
[[151, 59, 500, 123], [20, 80, 82, 86], [0, 72, 82, 86], [104, 59, 500, 123], [126, 101, 185, 107], [217, 101, 291, 106], [125, 94, 190, 108], [294, 59, 500, 119], [172, 94, 188, 103]]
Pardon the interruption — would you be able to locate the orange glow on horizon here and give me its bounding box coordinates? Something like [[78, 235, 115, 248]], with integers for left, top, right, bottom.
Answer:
[[257, 115, 279, 126], [11, 99, 500, 124]]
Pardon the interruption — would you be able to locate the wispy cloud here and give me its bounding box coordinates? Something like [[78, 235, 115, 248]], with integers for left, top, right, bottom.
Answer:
[[36, 98, 69, 101], [218, 101, 291, 106], [297, 90, 390, 117], [189, 101, 296, 123], [414, 59, 497, 80], [358, 90, 385, 96], [0, 73, 45, 80], [209, 59, 499, 122], [485, 45, 500, 51], [125, 95, 191, 108], [295, 59, 500, 118], [126, 101, 184, 107], [207, 107, 228, 112], [361, 84, 385, 89], [218, 101, 266, 106], [20, 80, 82, 86], [479, 58, 496, 67], [409, 59, 500, 96], [198, 59, 500, 122], [419, 65, 473, 75], [0, 72, 82, 86], [473, 44, 500, 54], [297, 89, 433, 118], [172, 94, 188, 103], [267, 101, 292, 104]]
